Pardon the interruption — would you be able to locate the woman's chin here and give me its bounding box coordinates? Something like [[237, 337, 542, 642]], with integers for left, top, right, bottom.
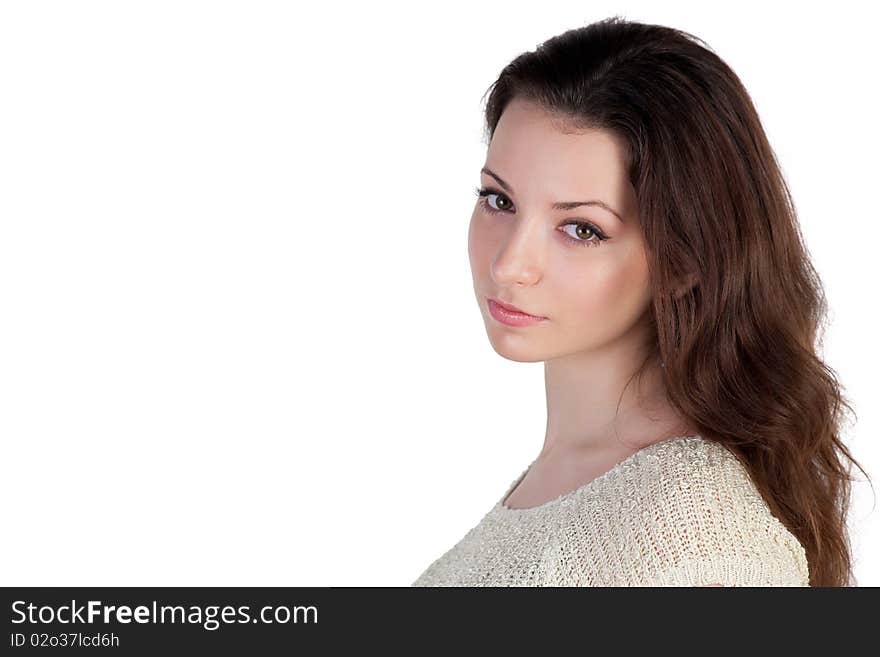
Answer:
[[486, 333, 549, 363]]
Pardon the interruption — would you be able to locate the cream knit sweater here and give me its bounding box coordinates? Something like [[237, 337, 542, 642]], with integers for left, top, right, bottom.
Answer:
[[411, 435, 810, 586]]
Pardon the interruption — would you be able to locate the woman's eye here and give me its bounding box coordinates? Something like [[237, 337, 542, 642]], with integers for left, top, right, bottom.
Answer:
[[474, 187, 513, 212], [560, 223, 604, 243], [473, 186, 609, 248]]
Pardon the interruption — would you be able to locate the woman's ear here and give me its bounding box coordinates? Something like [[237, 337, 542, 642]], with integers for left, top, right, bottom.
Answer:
[[672, 271, 699, 299]]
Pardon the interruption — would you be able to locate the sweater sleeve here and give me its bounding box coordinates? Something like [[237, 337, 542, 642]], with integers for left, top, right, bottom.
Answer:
[[641, 547, 808, 587], [631, 451, 811, 587]]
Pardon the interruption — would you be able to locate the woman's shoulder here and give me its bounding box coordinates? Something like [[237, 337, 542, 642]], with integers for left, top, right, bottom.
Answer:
[[559, 436, 811, 586]]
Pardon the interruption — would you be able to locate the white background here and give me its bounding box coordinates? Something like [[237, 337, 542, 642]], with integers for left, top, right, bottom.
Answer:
[[0, 0, 876, 586]]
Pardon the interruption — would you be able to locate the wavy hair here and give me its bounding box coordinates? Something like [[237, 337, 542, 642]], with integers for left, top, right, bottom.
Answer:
[[479, 15, 871, 586]]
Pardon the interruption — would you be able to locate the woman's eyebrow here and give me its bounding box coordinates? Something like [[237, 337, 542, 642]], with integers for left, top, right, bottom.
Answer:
[[481, 166, 624, 223]]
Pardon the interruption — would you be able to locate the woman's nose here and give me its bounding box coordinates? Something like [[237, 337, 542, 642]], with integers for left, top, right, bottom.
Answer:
[[490, 221, 544, 287]]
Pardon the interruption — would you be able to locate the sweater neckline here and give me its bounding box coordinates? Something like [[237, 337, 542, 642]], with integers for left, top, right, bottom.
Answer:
[[496, 434, 705, 514]]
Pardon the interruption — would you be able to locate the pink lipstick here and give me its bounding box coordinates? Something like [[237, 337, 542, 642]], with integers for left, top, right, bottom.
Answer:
[[488, 297, 547, 327]]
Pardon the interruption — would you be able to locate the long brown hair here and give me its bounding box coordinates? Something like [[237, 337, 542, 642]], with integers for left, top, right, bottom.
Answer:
[[480, 16, 871, 586]]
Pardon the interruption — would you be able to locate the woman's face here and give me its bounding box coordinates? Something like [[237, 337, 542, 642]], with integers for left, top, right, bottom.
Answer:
[[468, 97, 652, 363]]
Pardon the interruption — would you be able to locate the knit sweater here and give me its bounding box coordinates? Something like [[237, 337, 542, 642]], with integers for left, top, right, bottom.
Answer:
[[411, 435, 810, 586]]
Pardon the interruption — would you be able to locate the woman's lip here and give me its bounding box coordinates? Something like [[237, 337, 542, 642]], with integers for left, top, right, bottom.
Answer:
[[488, 298, 547, 327], [489, 297, 544, 317]]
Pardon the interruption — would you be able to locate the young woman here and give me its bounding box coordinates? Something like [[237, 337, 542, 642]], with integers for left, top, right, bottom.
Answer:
[[412, 16, 868, 587]]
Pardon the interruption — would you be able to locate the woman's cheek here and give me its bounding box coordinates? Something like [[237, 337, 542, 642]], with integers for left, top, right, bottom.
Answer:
[[554, 261, 650, 340], [468, 216, 498, 279]]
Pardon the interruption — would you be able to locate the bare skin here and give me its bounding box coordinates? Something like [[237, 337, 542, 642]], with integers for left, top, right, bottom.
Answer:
[[468, 97, 699, 511]]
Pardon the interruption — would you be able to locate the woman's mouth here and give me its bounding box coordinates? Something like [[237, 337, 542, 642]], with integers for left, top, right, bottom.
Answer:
[[487, 297, 548, 327]]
